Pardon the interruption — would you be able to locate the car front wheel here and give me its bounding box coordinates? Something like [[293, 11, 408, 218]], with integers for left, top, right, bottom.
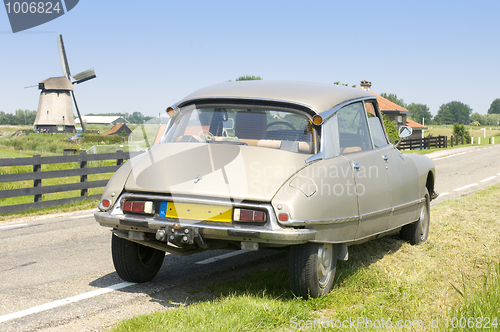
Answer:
[[400, 188, 430, 245], [111, 234, 165, 282], [289, 242, 337, 299]]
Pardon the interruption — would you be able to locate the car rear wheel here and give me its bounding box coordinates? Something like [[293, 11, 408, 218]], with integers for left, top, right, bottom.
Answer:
[[111, 234, 165, 282], [289, 242, 337, 299], [400, 188, 430, 245]]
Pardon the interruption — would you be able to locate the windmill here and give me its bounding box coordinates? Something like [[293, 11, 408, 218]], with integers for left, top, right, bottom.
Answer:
[[33, 35, 96, 133]]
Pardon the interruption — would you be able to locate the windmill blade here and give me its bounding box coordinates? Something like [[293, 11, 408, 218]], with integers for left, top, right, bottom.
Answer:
[[57, 35, 71, 79], [72, 68, 96, 84], [70, 90, 86, 132]]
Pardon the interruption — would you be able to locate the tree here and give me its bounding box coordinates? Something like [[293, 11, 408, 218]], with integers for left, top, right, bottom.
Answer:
[[382, 113, 399, 143], [235, 75, 262, 81], [406, 103, 432, 125], [380, 93, 406, 108], [488, 98, 500, 114], [434, 101, 472, 124], [485, 114, 500, 126], [470, 112, 485, 125]]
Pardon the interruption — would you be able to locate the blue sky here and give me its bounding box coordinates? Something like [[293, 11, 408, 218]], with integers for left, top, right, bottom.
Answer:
[[1, 0, 499, 119]]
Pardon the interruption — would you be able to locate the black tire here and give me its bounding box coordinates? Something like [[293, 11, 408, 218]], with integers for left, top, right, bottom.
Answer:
[[289, 242, 337, 299], [400, 189, 430, 245], [111, 234, 165, 282]]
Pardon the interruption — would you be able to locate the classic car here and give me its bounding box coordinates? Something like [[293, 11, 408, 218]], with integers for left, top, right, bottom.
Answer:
[[94, 80, 438, 298]]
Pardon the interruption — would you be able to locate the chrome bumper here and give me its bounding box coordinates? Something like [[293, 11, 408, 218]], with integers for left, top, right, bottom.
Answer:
[[94, 193, 316, 246]]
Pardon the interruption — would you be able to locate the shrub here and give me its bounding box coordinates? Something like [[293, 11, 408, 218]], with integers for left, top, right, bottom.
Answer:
[[453, 123, 471, 143]]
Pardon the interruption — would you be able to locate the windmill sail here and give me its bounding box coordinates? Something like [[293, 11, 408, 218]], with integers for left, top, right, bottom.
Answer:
[[57, 35, 71, 79], [73, 68, 96, 84]]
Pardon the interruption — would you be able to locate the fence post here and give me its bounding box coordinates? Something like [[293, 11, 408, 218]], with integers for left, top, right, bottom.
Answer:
[[33, 154, 42, 203], [444, 135, 447, 148], [451, 136, 453, 147], [116, 150, 124, 166], [80, 151, 88, 197]]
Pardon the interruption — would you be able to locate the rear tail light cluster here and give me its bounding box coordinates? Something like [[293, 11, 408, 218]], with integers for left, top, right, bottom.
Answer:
[[121, 200, 154, 215], [233, 208, 266, 222]]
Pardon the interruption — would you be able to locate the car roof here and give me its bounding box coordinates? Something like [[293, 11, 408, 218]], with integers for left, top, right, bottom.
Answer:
[[175, 80, 374, 114]]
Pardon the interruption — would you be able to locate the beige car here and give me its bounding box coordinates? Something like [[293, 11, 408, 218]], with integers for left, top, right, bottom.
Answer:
[[94, 81, 438, 298]]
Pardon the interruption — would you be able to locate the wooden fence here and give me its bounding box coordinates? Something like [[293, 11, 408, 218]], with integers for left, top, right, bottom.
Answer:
[[0, 151, 143, 214], [398, 135, 448, 150]]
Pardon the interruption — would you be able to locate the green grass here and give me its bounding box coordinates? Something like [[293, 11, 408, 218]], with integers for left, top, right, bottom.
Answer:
[[111, 185, 500, 332], [448, 264, 500, 331]]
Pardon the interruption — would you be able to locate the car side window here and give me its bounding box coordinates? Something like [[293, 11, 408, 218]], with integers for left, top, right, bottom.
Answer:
[[365, 101, 389, 148], [337, 102, 372, 154]]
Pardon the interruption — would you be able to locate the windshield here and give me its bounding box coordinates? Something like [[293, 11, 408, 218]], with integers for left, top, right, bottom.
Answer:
[[161, 105, 315, 154]]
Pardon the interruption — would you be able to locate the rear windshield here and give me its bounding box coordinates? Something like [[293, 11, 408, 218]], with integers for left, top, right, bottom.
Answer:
[[161, 105, 315, 154]]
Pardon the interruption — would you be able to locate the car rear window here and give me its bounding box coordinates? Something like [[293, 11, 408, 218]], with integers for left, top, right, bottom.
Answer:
[[161, 106, 315, 154]]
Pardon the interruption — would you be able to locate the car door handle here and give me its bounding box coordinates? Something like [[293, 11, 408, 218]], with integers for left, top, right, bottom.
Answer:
[[382, 155, 389, 161], [353, 162, 361, 170]]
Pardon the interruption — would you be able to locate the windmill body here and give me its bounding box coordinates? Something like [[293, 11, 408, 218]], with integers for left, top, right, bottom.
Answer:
[[34, 77, 76, 133], [32, 35, 95, 133]]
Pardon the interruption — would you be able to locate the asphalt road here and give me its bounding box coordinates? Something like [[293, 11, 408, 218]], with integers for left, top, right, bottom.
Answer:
[[0, 144, 499, 331]]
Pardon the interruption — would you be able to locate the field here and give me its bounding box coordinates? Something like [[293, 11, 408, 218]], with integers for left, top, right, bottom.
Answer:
[[424, 125, 500, 142], [0, 124, 161, 217], [112, 186, 500, 332]]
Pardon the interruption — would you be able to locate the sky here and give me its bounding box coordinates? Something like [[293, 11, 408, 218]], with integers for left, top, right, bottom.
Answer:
[[1, 0, 499, 120]]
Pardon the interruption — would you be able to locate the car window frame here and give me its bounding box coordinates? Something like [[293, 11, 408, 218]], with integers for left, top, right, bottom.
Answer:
[[363, 99, 390, 148]]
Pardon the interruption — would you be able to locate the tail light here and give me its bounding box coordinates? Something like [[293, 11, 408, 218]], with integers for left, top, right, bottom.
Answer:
[[233, 208, 266, 222], [121, 200, 154, 215]]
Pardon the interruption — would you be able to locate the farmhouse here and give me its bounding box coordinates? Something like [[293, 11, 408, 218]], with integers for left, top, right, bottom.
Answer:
[[360, 80, 426, 139]]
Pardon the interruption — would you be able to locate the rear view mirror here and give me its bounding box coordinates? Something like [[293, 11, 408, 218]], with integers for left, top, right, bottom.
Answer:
[[398, 125, 412, 138]]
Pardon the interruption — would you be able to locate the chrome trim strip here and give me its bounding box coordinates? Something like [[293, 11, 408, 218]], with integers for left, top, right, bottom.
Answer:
[[391, 198, 425, 212], [320, 96, 377, 122], [278, 197, 423, 226], [359, 207, 392, 220], [279, 215, 359, 226]]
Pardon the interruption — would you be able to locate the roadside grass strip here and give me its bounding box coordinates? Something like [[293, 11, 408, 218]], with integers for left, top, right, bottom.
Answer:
[[112, 185, 500, 332]]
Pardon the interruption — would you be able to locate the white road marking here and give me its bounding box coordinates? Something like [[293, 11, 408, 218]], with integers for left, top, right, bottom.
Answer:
[[480, 176, 497, 183], [0, 223, 28, 230], [0, 282, 135, 323], [70, 214, 94, 219], [431, 151, 467, 160], [439, 192, 449, 196], [453, 183, 479, 191], [195, 250, 249, 265]]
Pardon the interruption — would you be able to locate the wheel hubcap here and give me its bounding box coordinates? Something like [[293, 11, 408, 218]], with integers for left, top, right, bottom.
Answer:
[[419, 198, 429, 240], [317, 244, 333, 287]]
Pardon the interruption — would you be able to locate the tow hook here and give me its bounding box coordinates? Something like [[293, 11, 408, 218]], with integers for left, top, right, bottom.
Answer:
[[156, 226, 206, 248]]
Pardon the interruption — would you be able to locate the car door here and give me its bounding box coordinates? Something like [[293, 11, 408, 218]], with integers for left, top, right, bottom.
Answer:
[[365, 100, 420, 230], [337, 102, 392, 240]]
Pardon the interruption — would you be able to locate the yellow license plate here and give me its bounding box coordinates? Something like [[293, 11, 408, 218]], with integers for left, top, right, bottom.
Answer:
[[160, 202, 233, 222]]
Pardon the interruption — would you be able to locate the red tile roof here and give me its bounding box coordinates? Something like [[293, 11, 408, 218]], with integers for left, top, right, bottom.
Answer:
[[102, 123, 131, 136], [406, 118, 426, 128], [365, 90, 408, 112], [361, 88, 425, 129]]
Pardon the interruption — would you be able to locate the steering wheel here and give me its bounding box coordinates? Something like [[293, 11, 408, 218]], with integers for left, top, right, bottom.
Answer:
[[267, 121, 296, 130], [198, 130, 216, 142]]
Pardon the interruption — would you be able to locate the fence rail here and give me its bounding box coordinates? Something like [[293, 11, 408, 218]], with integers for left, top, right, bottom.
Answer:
[[0, 151, 143, 215], [399, 135, 448, 150]]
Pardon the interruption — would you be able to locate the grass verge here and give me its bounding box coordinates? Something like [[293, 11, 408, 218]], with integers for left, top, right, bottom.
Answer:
[[112, 185, 500, 332]]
